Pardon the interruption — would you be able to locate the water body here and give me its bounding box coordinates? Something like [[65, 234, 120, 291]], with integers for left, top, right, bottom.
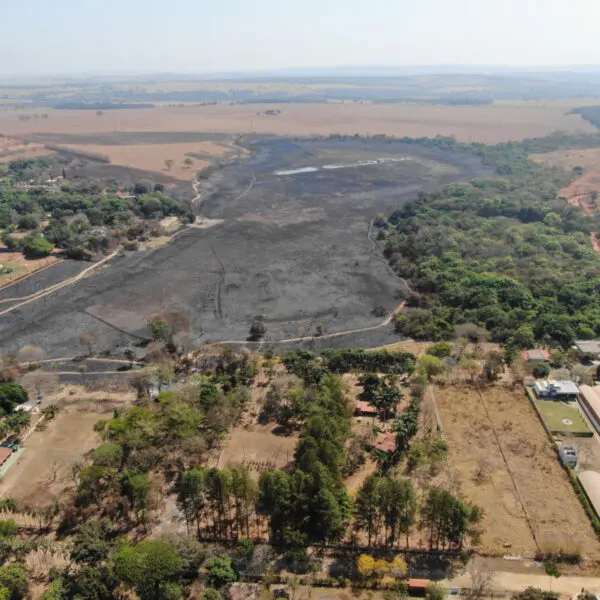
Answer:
[[276, 156, 412, 176]]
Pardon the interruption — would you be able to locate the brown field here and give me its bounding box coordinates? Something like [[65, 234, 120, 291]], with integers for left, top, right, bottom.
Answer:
[[0, 101, 596, 144], [0, 136, 54, 163], [0, 387, 134, 506], [60, 141, 228, 180], [216, 423, 298, 478], [435, 384, 600, 561]]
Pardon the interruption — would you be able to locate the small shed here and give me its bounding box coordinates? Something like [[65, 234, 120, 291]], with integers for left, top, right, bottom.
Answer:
[[575, 340, 600, 359], [355, 400, 377, 417], [522, 349, 551, 363], [408, 579, 431, 596], [373, 432, 397, 454]]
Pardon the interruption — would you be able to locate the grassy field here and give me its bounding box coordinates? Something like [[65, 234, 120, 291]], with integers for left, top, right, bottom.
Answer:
[[0, 100, 596, 144], [436, 384, 600, 560], [532, 395, 591, 436]]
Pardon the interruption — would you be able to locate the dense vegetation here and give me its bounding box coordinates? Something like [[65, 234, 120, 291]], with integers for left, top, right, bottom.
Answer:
[[570, 106, 600, 129], [0, 157, 192, 260], [383, 137, 600, 348]]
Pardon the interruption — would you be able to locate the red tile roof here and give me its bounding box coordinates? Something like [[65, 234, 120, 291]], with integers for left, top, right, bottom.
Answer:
[[355, 400, 378, 415], [0, 447, 12, 465], [373, 432, 397, 453]]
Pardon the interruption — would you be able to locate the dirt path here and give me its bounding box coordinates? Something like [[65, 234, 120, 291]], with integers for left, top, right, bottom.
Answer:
[[449, 569, 600, 597], [0, 250, 119, 316], [203, 300, 406, 348]]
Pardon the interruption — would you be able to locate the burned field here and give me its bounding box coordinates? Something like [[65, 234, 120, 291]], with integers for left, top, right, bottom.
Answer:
[[0, 138, 492, 359]]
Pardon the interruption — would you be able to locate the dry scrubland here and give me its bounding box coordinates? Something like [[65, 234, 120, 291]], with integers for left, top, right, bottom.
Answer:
[[0, 136, 54, 163], [0, 100, 596, 143], [435, 385, 600, 561]]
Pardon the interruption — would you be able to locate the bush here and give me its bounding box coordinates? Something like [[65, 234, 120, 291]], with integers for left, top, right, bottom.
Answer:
[[532, 364, 550, 379], [0, 383, 28, 415], [23, 235, 53, 259], [426, 341, 453, 358]]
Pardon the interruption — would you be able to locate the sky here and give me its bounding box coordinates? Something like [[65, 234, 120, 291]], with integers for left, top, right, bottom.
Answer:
[[1, 0, 599, 76]]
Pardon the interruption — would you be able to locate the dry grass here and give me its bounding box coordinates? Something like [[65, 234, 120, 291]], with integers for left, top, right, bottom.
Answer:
[[0, 387, 134, 507], [436, 384, 600, 560], [0, 136, 54, 162], [0, 101, 595, 144], [216, 424, 298, 479], [60, 141, 229, 180]]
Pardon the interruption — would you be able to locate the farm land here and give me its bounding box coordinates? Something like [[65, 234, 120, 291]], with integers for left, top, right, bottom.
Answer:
[[0, 100, 597, 145], [435, 384, 600, 562]]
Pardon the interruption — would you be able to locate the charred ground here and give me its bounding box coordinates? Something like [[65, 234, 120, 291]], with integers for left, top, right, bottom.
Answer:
[[0, 137, 492, 358]]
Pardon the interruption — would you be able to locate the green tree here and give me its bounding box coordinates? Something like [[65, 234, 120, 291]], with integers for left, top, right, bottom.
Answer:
[[70, 522, 111, 565], [177, 468, 206, 537], [426, 342, 453, 358], [207, 556, 237, 588], [426, 583, 446, 600], [6, 411, 30, 434], [115, 539, 182, 600], [92, 443, 123, 468], [0, 383, 28, 416], [417, 355, 447, 380], [258, 470, 292, 543], [22, 234, 53, 259], [354, 475, 381, 546], [0, 563, 30, 600], [512, 588, 559, 600]]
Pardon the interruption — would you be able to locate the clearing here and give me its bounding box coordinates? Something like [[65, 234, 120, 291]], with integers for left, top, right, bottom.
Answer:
[[0, 101, 596, 144], [531, 148, 600, 216], [58, 141, 230, 181], [0, 241, 61, 287], [0, 385, 135, 506], [435, 384, 600, 561]]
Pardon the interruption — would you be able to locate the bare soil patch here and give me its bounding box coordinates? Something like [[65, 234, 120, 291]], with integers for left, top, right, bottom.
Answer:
[[0, 101, 595, 144], [436, 384, 600, 561], [217, 424, 298, 478], [60, 142, 228, 180]]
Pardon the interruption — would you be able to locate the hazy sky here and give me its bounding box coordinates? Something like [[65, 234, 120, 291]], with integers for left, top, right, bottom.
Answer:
[[1, 0, 599, 76]]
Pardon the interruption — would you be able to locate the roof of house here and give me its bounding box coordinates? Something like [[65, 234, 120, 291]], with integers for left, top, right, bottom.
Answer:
[[575, 340, 600, 355], [408, 579, 432, 590], [534, 379, 579, 395], [0, 447, 12, 463], [522, 349, 551, 362], [579, 385, 600, 423], [355, 400, 378, 415], [373, 432, 397, 454]]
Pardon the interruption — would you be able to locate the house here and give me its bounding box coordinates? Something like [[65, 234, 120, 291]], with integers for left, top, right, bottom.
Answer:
[[0, 447, 12, 468], [559, 445, 578, 468], [574, 340, 600, 360], [408, 579, 432, 596], [533, 380, 580, 400], [522, 349, 551, 363], [355, 400, 378, 417], [373, 432, 397, 454]]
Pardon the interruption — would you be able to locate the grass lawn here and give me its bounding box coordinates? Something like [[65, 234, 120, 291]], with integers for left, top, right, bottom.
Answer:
[[533, 397, 591, 435]]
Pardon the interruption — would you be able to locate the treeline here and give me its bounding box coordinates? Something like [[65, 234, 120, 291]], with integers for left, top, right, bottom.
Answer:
[[570, 106, 600, 130], [383, 141, 600, 347], [322, 349, 416, 374]]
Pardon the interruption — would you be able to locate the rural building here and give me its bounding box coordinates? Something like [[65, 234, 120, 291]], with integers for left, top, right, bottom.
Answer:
[[559, 445, 578, 468], [0, 447, 12, 468], [522, 349, 551, 363], [578, 385, 600, 435], [574, 340, 600, 359], [533, 380, 580, 400], [408, 579, 431, 596], [355, 400, 378, 417], [373, 432, 397, 454], [578, 470, 600, 519]]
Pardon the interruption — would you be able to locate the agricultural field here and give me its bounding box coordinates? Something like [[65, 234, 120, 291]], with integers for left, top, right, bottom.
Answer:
[[0, 240, 61, 287], [0, 100, 596, 144], [435, 384, 600, 561], [0, 384, 134, 507], [58, 142, 225, 181]]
